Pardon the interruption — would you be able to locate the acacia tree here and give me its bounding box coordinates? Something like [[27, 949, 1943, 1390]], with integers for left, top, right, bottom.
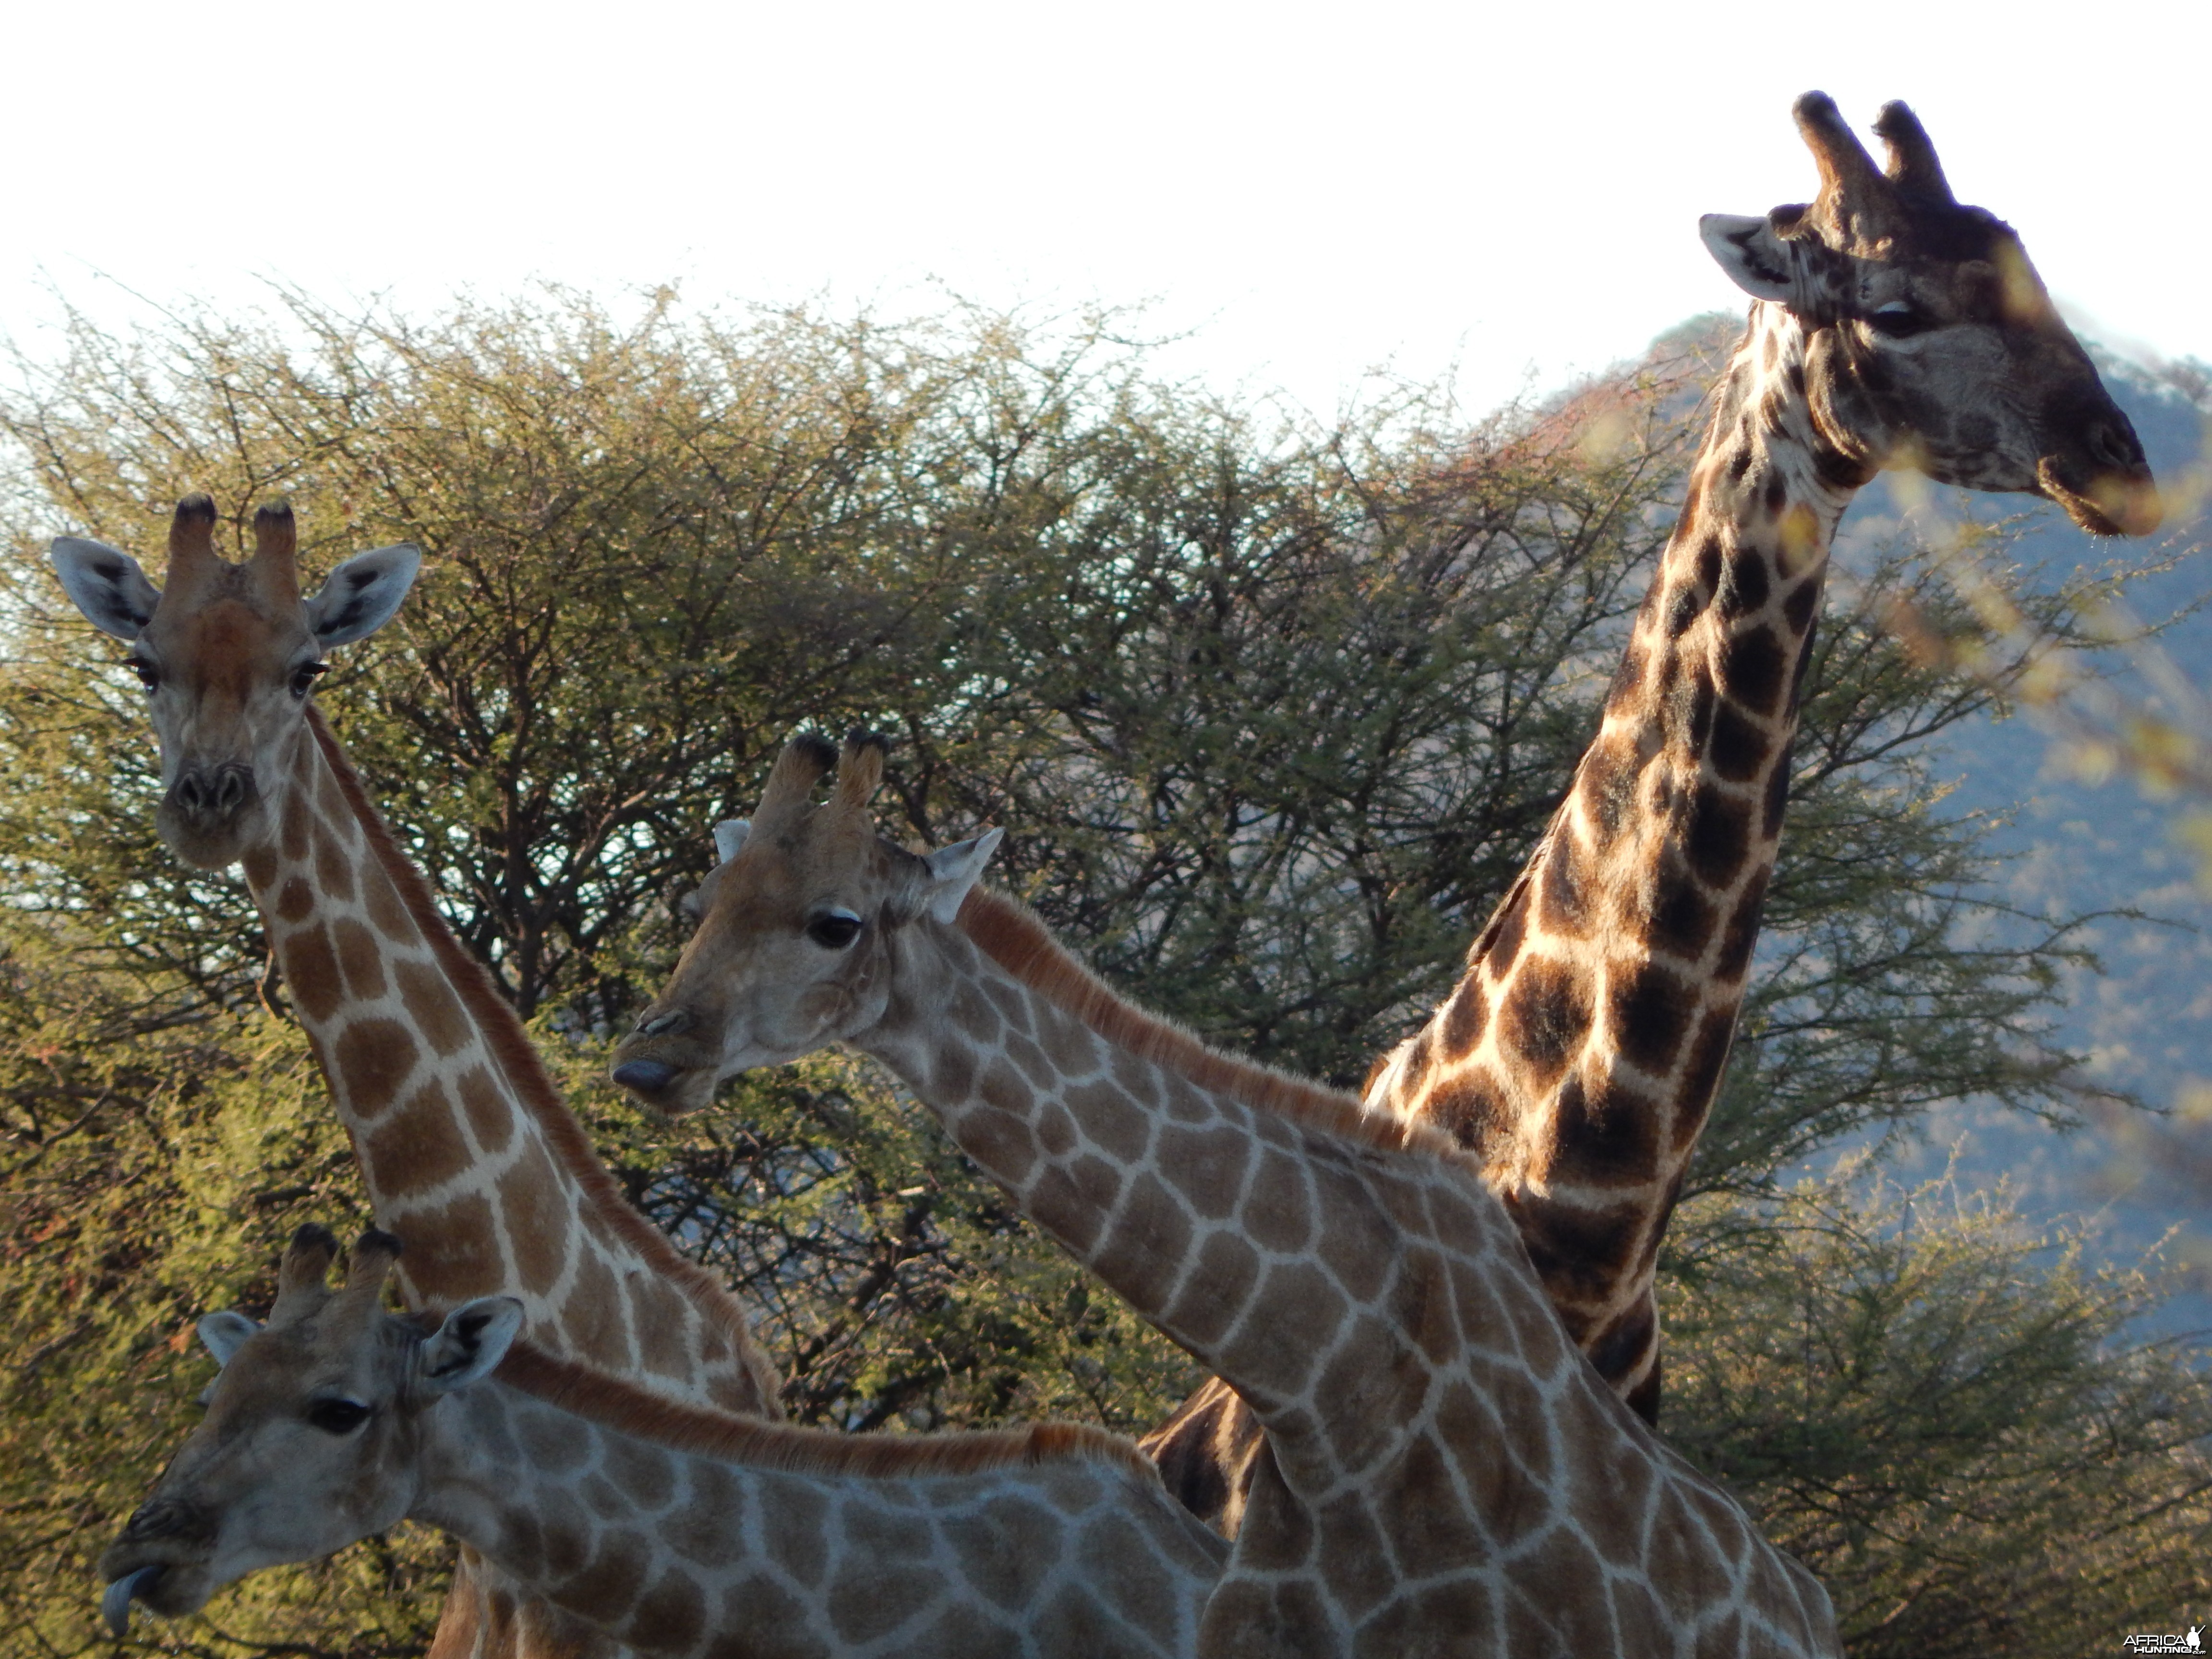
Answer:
[[0, 291, 2200, 1655]]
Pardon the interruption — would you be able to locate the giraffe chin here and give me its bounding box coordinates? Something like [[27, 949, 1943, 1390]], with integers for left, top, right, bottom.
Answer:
[[2037, 455, 2163, 538], [154, 801, 273, 872]]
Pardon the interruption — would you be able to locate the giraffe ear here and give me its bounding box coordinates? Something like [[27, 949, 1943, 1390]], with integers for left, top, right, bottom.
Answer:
[[416, 1297, 523, 1393], [921, 827, 1003, 924], [306, 545, 421, 646], [197, 1311, 262, 1369], [51, 539, 162, 640], [1701, 213, 1798, 303], [712, 819, 750, 864]]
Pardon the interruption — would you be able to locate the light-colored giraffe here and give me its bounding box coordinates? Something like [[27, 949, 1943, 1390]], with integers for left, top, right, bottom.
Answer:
[[99, 1225, 1227, 1658], [1144, 89, 2164, 1533], [51, 500, 782, 1659], [610, 735, 1841, 1656]]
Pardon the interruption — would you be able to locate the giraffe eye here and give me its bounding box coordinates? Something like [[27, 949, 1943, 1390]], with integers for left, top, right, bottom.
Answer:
[[289, 661, 329, 699], [1867, 302, 1930, 339], [805, 909, 864, 950], [125, 657, 159, 693], [304, 1397, 371, 1435]]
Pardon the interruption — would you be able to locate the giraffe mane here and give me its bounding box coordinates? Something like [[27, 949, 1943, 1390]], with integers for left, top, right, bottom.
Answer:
[[305, 707, 778, 1404], [491, 1340, 1158, 1481], [956, 887, 1469, 1165]]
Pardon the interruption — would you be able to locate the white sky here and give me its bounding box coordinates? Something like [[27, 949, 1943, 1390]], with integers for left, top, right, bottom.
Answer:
[[5, 0, 2204, 417]]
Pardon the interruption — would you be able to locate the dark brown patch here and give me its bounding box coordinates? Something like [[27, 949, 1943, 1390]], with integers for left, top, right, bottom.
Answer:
[[395, 958, 473, 1057], [666, 1463, 745, 1568], [361, 1077, 471, 1193], [363, 866, 418, 945], [1608, 958, 1695, 1074], [1781, 571, 1822, 635], [1551, 1072, 1663, 1186], [1587, 1295, 1658, 1388], [1243, 1150, 1315, 1254], [1021, 1154, 1119, 1255], [1061, 1079, 1150, 1168], [283, 923, 344, 1022], [385, 1190, 503, 1298], [1537, 839, 1595, 939], [1162, 1229, 1264, 1347], [1686, 781, 1752, 887], [1763, 472, 1787, 516], [454, 1064, 515, 1156], [1581, 733, 1639, 849], [276, 877, 315, 924], [497, 1135, 572, 1298], [1663, 582, 1702, 639], [1218, 1262, 1341, 1395], [312, 826, 356, 904], [1419, 1073, 1504, 1150], [1763, 740, 1795, 839], [1479, 881, 1531, 979], [1722, 623, 1787, 715], [1602, 640, 1648, 714], [603, 1437, 677, 1509], [1497, 955, 1590, 1092], [1717, 546, 1770, 619], [1649, 852, 1718, 960], [1034, 1101, 1079, 1157], [241, 846, 279, 891], [1156, 1121, 1254, 1222], [1393, 1424, 1516, 1573], [1510, 1191, 1644, 1299], [280, 788, 313, 862], [1714, 869, 1770, 981], [333, 1018, 419, 1116], [1004, 1032, 1055, 1092], [1706, 700, 1768, 783], [1676, 1011, 1739, 1140], [1438, 982, 1487, 1061], [625, 1571, 707, 1650], [1692, 535, 1722, 595], [559, 1250, 631, 1368], [959, 1103, 1040, 1187], [558, 1527, 649, 1623], [331, 917, 385, 1001], [1088, 1173, 1193, 1313]]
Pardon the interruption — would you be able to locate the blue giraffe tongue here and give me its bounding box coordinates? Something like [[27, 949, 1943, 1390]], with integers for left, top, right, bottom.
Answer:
[[101, 1566, 162, 1638]]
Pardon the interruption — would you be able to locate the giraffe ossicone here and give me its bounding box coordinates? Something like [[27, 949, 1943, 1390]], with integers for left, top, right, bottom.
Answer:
[[103, 1225, 1226, 1659], [53, 497, 782, 1658], [614, 733, 1841, 1655]]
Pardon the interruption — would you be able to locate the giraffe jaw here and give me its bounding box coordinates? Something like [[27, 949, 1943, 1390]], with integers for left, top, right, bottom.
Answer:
[[2036, 454, 2163, 537]]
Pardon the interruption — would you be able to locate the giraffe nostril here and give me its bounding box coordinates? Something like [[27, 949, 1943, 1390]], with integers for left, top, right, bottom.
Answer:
[[2088, 422, 2140, 471], [612, 1059, 678, 1094], [636, 1009, 692, 1037]]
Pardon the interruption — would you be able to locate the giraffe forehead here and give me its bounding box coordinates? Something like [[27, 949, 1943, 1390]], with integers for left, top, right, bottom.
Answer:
[[155, 597, 310, 695]]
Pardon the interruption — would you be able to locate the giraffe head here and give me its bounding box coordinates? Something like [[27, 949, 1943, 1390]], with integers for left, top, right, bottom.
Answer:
[[97, 1225, 521, 1635], [1699, 93, 2158, 536], [611, 732, 1000, 1115], [49, 496, 420, 869]]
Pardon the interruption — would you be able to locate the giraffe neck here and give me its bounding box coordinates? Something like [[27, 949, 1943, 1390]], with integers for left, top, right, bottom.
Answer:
[[1365, 303, 1862, 1413], [852, 890, 1838, 1652], [406, 1350, 1223, 1659], [236, 707, 778, 1418]]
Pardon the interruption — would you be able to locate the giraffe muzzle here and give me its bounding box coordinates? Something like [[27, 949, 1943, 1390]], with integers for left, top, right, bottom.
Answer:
[[611, 1058, 678, 1094], [168, 763, 257, 823]]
